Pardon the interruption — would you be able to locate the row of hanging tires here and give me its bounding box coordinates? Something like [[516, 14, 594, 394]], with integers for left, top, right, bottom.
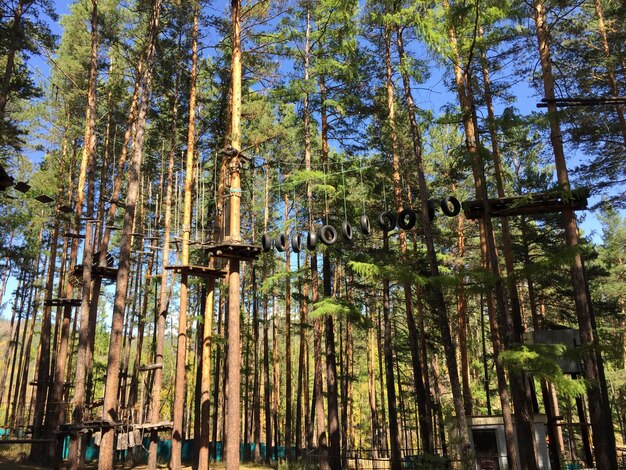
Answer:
[[261, 196, 461, 253]]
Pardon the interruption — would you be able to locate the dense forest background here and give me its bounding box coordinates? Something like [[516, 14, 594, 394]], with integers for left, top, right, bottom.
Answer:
[[0, 0, 625, 469]]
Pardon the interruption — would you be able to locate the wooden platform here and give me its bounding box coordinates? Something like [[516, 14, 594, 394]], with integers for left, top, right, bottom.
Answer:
[[58, 419, 119, 434], [64, 232, 85, 239], [165, 265, 227, 279], [202, 241, 262, 261], [72, 265, 118, 280], [462, 188, 589, 220], [44, 298, 81, 307], [132, 421, 173, 431], [0, 438, 53, 444]]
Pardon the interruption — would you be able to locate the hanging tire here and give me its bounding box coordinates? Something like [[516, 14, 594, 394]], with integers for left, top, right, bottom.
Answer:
[[440, 196, 461, 217], [360, 215, 371, 235], [307, 231, 318, 250], [261, 233, 273, 252], [342, 221, 353, 241], [377, 211, 397, 232], [275, 233, 286, 252], [291, 232, 302, 253], [427, 200, 436, 221], [320, 225, 338, 245], [397, 208, 416, 230]]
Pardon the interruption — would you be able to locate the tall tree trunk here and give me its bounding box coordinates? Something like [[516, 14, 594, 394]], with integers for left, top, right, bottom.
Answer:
[[4, 273, 27, 431], [393, 27, 437, 454], [46, 151, 78, 466], [252, 266, 261, 462], [198, 276, 217, 469], [303, 7, 325, 453], [98, 2, 162, 468], [68, 3, 100, 464], [533, 2, 617, 468], [284, 193, 293, 461], [260, 167, 272, 465], [147, 36, 180, 470], [0, 0, 25, 120], [271, 298, 280, 462], [319, 73, 341, 470], [593, 0, 626, 144], [211, 287, 224, 462], [443, 5, 529, 467], [224, 0, 244, 467], [455, 214, 472, 416], [382, 235, 402, 470], [295, 263, 307, 457], [479, 32, 539, 470], [367, 303, 380, 462], [170, 3, 198, 468], [263, 293, 272, 464]]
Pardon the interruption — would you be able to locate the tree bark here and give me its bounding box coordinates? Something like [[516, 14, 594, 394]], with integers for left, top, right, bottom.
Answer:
[[479, 33, 539, 470], [382, 235, 402, 470], [170, 3, 198, 467], [98, 2, 162, 468], [147, 29, 180, 470], [224, 1, 244, 468], [284, 193, 293, 461], [319, 72, 341, 470], [67, 3, 100, 464], [533, 2, 617, 467]]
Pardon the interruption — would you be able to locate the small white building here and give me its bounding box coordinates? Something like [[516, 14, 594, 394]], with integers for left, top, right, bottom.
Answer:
[[468, 415, 551, 469]]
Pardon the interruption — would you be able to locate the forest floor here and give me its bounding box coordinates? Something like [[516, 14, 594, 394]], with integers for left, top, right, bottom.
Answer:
[[0, 455, 275, 469]]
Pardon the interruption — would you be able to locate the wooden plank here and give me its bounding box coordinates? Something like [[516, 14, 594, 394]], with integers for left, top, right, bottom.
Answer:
[[139, 363, 163, 372], [164, 265, 227, 279], [64, 232, 85, 239], [132, 421, 173, 431], [462, 188, 589, 220], [0, 439, 54, 444], [44, 298, 82, 307], [202, 241, 261, 261]]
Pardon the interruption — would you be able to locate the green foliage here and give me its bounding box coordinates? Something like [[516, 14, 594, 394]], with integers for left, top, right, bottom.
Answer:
[[500, 344, 588, 398], [309, 297, 359, 321]]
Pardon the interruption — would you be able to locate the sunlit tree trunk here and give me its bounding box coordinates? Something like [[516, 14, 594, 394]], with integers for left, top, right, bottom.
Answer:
[[170, 3, 198, 467], [98, 1, 162, 468], [533, 2, 617, 467], [147, 33, 179, 470], [479, 30, 539, 470], [319, 72, 341, 470]]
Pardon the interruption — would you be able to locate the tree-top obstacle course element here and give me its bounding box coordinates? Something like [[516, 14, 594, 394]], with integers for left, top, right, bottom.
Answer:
[[259, 189, 589, 253]]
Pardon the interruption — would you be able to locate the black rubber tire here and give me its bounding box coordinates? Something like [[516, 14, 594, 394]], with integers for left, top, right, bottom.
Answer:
[[291, 232, 302, 253], [440, 196, 461, 217], [427, 200, 436, 221], [307, 231, 318, 251], [342, 221, 353, 241], [320, 225, 338, 245], [275, 233, 286, 252], [377, 211, 397, 232], [397, 208, 416, 230], [261, 233, 273, 252], [360, 215, 371, 235]]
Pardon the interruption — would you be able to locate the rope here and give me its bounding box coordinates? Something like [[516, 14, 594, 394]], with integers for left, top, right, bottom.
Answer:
[[323, 164, 329, 225], [341, 159, 348, 220], [383, 179, 387, 211], [359, 156, 366, 215]]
